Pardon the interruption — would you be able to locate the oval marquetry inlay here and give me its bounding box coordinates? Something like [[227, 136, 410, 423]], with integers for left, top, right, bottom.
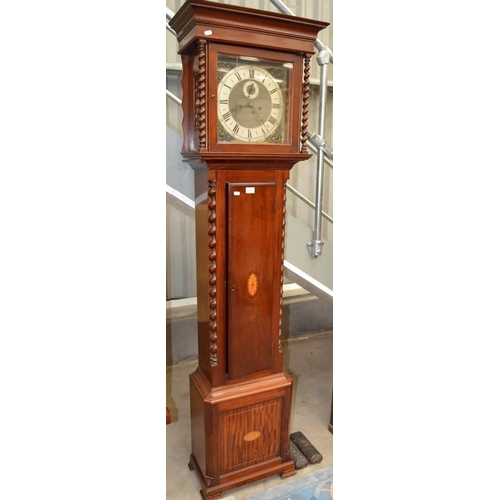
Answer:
[[247, 272, 258, 298], [243, 430, 261, 442]]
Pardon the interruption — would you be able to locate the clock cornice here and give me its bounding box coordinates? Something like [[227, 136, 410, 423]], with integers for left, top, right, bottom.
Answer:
[[170, 0, 328, 55]]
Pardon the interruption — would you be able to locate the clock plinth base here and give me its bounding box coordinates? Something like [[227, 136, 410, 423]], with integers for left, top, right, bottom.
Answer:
[[280, 466, 297, 479], [189, 453, 296, 500], [189, 367, 296, 499]]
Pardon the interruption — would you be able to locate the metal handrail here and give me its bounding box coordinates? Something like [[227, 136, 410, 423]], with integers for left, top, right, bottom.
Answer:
[[308, 132, 332, 162], [166, 88, 182, 107], [166, 7, 176, 35], [286, 185, 333, 224], [268, 0, 333, 65], [306, 138, 332, 169]]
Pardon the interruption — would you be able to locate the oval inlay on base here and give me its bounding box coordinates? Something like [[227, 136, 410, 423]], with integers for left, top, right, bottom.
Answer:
[[243, 431, 261, 442]]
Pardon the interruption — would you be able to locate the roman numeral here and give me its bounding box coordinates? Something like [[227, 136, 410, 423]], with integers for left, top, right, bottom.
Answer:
[[247, 129, 252, 139], [233, 124, 240, 134], [269, 88, 278, 94], [272, 103, 281, 109], [235, 72, 242, 80], [249, 69, 255, 79], [224, 84, 232, 89], [220, 99, 228, 104], [268, 116, 277, 125], [222, 112, 231, 121]]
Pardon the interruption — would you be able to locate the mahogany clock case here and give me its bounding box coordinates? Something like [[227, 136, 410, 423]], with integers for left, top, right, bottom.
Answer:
[[169, 1, 329, 498]]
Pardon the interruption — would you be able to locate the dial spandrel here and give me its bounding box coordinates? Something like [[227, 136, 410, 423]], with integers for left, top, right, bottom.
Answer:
[[217, 55, 291, 144]]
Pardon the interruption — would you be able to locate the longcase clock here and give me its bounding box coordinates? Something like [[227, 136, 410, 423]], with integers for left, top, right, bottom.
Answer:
[[170, 2, 328, 499]]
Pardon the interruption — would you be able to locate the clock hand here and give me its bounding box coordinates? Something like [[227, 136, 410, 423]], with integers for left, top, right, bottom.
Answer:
[[247, 102, 266, 124], [229, 102, 243, 116]]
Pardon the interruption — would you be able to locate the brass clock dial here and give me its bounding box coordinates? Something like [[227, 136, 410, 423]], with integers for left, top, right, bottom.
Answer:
[[218, 65, 283, 143], [217, 55, 292, 145]]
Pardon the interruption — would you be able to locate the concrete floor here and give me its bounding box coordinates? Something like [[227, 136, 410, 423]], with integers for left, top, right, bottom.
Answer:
[[166, 332, 333, 499]]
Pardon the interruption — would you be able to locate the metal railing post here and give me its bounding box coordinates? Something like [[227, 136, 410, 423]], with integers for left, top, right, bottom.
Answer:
[[307, 48, 330, 258], [268, 0, 332, 257]]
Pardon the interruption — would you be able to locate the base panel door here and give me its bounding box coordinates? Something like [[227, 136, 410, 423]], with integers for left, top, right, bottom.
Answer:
[[220, 398, 282, 474]]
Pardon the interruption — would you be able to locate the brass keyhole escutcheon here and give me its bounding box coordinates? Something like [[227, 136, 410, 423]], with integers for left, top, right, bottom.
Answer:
[[247, 272, 258, 298]]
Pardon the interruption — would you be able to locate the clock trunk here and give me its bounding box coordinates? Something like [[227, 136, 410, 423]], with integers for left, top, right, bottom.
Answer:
[[227, 181, 278, 380]]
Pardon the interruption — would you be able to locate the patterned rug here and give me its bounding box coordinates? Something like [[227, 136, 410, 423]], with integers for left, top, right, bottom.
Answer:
[[244, 466, 332, 500]]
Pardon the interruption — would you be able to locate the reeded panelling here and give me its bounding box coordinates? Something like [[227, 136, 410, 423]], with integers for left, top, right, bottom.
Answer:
[[221, 399, 282, 474]]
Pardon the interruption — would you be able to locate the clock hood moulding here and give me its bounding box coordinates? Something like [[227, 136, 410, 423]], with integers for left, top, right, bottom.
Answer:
[[181, 152, 312, 171], [169, 0, 329, 56]]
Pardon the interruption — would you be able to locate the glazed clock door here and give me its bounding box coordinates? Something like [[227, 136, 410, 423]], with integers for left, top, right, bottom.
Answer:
[[216, 53, 292, 145], [227, 182, 278, 380]]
